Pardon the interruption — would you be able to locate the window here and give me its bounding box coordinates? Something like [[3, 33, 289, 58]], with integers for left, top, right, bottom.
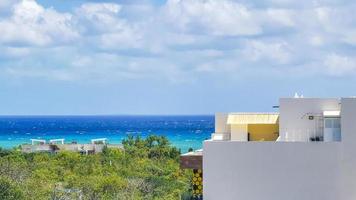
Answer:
[[324, 117, 341, 142], [325, 119, 333, 128], [333, 118, 341, 128]]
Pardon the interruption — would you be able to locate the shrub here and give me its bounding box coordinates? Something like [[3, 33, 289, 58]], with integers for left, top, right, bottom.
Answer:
[[0, 177, 24, 200]]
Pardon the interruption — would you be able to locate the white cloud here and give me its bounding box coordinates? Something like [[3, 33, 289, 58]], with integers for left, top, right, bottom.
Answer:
[[163, 0, 262, 36], [343, 30, 356, 46], [0, 0, 142, 50], [99, 32, 143, 49], [0, 0, 19, 11], [0, 0, 78, 46], [324, 54, 356, 76], [309, 5, 356, 46], [75, 2, 143, 49], [80, 3, 121, 14], [161, 0, 306, 37], [243, 40, 292, 64], [265, 8, 295, 27], [76, 3, 122, 33], [0, 0, 356, 84], [309, 35, 324, 46]]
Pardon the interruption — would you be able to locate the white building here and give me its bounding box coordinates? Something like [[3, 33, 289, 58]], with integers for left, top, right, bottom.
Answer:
[[203, 97, 356, 200]]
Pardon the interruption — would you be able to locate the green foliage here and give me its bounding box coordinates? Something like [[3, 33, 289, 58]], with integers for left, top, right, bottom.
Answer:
[[0, 135, 192, 200], [122, 135, 181, 160], [0, 177, 24, 200], [0, 148, 11, 157]]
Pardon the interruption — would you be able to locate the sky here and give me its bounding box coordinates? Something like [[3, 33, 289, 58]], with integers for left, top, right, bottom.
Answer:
[[0, 0, 356, 115]]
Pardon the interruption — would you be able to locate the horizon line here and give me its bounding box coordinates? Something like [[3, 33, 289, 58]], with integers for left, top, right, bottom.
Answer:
[[0, 114, 215, 117]]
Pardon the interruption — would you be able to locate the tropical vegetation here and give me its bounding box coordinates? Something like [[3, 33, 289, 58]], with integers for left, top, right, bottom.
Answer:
[[0, 135, 193, 200]]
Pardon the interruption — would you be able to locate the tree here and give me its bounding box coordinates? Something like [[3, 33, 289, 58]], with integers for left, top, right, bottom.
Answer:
[[0, 177, 24, 200], [0, 148, 10, 157], [0, 135, 192, 199]]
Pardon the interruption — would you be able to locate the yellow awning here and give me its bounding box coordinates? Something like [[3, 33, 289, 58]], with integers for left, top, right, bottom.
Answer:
[[227, 113, 279, 124]]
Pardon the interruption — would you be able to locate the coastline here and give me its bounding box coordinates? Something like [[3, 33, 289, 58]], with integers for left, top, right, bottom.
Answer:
[[0, 115, 213, 152]]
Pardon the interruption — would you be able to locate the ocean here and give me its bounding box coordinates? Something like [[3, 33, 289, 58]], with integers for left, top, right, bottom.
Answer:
[[0, 115, 214, 152]]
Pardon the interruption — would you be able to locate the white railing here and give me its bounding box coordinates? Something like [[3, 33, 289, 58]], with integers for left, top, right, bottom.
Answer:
[[279, 129, 340, 142]]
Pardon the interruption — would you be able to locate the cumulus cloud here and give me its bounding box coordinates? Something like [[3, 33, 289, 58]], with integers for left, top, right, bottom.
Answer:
[[75, 2, 143, 50], [0, 0, 355, 83], [163, 0, 262, 36], [75, 3, 122, 33], [0, 0, 78, 46], [0, 0, 19, 11]]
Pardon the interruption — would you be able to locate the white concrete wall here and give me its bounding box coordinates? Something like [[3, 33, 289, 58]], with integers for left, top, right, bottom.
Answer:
[[215, 113, 230, 134], [212, 113, 231, 140], [279, 98, 340, 141], [203, 141, 343, 200], [203, 98, 356, 200], [340, 98, 356, 147], [230, 124, 248, 141], [340, 98, 356, 199]]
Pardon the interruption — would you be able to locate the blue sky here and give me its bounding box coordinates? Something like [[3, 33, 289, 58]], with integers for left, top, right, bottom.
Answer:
[[0, 0, 356, 115]]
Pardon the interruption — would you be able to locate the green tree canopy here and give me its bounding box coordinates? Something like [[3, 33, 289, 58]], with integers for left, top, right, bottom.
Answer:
[[0, 177, 24, 200], [0, 135, 193, 200]]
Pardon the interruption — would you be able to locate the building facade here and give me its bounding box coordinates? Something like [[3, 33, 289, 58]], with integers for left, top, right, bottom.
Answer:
[[203, 97, 356, 200]]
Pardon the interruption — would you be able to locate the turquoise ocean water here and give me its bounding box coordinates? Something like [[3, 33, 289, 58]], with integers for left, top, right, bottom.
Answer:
[[0, 115, 214, 152]]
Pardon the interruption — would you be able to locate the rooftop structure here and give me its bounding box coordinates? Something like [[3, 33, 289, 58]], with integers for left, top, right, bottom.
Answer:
[[189, 97, 356, 200], [30, 139, 46, 145], [22, 138, 121, 154], [180, 149, 203, 169], [213, 112, 279, 141], [91, 138, 108, 145], [49, 139, 65, 145]]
